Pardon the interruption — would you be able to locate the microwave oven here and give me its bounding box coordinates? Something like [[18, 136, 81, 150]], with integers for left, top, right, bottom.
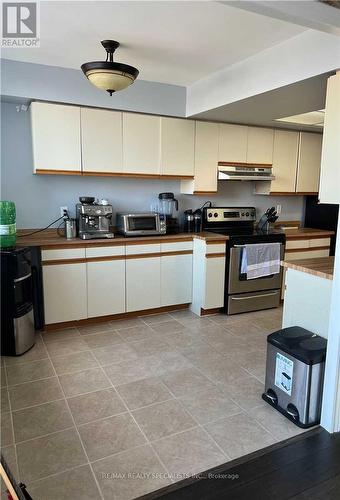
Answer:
[[116, 213, 167, 237]]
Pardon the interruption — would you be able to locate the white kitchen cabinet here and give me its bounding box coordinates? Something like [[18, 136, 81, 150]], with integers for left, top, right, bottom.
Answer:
[[81, 108, 123, 174], [161, 254, 192, 306], [126, 257, 161, 311], [247, 126, 274, 164], [218, 123, 248, 163], [269, 129, 299, 193], [296, 132, 322, 193], [319, 72, 340, 204], [181, 121, 219, 194], [191, 239, 225, 315], [87, 259, 125, 317], [31, 102, 81, 174], [161, 117, 195, 176], [43, 263, 87, 324], [123, 113, 161, 175]]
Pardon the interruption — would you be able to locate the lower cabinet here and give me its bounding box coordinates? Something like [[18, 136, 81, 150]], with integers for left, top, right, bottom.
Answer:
[[161, 254, 192, 306], [87, 260, 125, 318], [43, 263, 87, 324], [126, 257, 161, 312]]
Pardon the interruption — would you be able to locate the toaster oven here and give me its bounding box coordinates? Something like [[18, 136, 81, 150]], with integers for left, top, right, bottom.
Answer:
[[116, 213, 166, 236]]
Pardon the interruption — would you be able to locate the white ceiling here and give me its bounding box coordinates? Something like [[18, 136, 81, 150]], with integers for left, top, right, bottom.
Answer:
[[1, 1, 306, 86]]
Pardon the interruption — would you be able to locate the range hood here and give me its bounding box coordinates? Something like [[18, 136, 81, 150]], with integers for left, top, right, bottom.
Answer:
[[218, 163, 275, 181]]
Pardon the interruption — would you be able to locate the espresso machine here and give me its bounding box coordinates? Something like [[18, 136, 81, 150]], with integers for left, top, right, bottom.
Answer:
[[76, 197, 114, 239]]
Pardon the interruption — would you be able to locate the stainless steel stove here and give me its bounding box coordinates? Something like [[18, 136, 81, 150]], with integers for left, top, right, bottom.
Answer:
[[202, 207, 286, 315]]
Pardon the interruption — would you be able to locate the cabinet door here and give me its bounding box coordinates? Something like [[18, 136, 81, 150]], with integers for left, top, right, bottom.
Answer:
[[161, 254, 192, 306], [247, 127, 274, 164], [270, 130, 299, 193], [30, 102, 81, 173], [81, 108, 122, 174], [126, 257, 161, 312], [161, 118, 195, 176], [123, 113, 161, 174], [43, 263, 87, 324], [218, 124, 247, 162], [296, 132, 322, 193], [319, 72, 340, 204], [192, 121, 219, 193], [87, 260, 125, 318]]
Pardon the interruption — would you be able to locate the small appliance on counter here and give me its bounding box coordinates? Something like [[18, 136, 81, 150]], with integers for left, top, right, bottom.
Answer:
[[76, 197, 114, 240], [1, 247, 36, 355], [157, 192, 179, 234], [183, 210, 194, 233], [116, 213, 166, 237]]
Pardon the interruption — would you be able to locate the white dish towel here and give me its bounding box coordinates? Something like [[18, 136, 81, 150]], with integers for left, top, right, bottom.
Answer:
[[241, 242, 281, 280]]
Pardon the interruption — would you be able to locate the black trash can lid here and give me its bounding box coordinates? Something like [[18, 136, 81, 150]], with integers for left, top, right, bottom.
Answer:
[[267, 326, 327, 365]]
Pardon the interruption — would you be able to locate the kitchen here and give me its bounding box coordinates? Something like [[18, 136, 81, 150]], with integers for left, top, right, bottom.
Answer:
[[1, 2, 340, 500]]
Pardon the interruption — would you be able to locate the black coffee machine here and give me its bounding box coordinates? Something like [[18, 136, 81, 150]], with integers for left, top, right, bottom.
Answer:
[[158, 193, 179, 234]]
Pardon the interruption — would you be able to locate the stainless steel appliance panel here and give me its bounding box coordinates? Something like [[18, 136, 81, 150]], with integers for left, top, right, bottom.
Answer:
[[265, 343, 324, 425], [228, 289, 281, 314], [228, 244, 284, 294], [116, 213, 166, 236], [14, 308, 35, 355]]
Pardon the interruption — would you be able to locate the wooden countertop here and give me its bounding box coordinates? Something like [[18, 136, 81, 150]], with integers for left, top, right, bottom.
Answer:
[[279, 227, 335, 239], [281, 256, 334, 280], [16, 229, 228, 249], [15, 226, 333, 249]]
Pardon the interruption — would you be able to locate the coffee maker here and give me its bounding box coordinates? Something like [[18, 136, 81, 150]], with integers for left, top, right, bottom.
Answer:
[[157, 193, 179, 234], [76, 197, 114, 239]]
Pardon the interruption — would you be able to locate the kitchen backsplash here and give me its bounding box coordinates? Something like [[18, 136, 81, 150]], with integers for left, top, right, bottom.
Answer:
[[1, 102, 304, 228]]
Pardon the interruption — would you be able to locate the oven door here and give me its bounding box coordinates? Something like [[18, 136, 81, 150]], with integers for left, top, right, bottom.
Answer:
[[228, 243, 284, 294]]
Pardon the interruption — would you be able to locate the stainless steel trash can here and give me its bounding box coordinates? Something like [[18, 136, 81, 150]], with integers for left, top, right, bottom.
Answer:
[[262, 326, 327, 428]]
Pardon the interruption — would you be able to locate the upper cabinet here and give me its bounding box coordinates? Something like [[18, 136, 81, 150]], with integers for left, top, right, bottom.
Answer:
[[81, 108, 122, 174], [255, 130, 322, 196], [123, 113, 161, 175], [296, 132, 322, 193], [31, 102, 81, 174], [319, 72, 340, 204], [160, 117, 195, 177], [181, 121, 219, 194], [246, 127, 274, 164], [268, 130, 299, 193], [218, 124, 247, 163], [218, 124, 273, 165]]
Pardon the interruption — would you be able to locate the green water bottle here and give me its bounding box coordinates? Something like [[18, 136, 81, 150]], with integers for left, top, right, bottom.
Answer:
[[0, 201, 16, 248]]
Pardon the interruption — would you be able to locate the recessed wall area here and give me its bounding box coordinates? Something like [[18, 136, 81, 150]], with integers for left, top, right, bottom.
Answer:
[[1, 101, 304, 228]]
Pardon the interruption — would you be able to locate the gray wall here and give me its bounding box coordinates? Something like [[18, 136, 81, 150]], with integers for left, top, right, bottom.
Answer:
[[1, 102, 304, 229], [1, 59, 186, 117]]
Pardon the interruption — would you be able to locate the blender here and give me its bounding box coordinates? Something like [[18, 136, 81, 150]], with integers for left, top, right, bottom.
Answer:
[[157, 192, 179, 234]]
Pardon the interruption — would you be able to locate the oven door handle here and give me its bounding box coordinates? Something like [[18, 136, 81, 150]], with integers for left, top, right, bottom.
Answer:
[[231, 291, 280, 300]]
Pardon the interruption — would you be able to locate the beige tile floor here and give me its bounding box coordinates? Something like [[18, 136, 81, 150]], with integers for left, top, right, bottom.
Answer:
[[0, 307, 308, 500]]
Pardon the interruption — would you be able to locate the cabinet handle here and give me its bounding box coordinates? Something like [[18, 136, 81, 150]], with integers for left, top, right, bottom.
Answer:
[[231, 291, 279, 300]]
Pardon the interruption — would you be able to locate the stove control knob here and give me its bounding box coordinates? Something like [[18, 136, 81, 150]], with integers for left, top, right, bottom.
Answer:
[[246, 212, 249, 217], [214, 212, 218, 218], [251, 211, 255, 217], [208, 212, 213, 218], [241, 212, 245, 216]]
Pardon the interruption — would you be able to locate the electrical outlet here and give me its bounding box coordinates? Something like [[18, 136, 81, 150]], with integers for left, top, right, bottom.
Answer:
[[60, 206, 68, 217], [276, 204, 282, 215]]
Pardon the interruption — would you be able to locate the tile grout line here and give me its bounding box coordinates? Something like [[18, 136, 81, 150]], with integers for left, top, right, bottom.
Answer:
[[5, 375, 19, 484], [159, 383, 233, 464], [40, 335, 105, 500], [95, 362, 175, 484]]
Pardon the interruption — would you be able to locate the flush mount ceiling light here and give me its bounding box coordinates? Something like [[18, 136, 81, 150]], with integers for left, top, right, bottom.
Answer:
[[81, 40, 139, 95]]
